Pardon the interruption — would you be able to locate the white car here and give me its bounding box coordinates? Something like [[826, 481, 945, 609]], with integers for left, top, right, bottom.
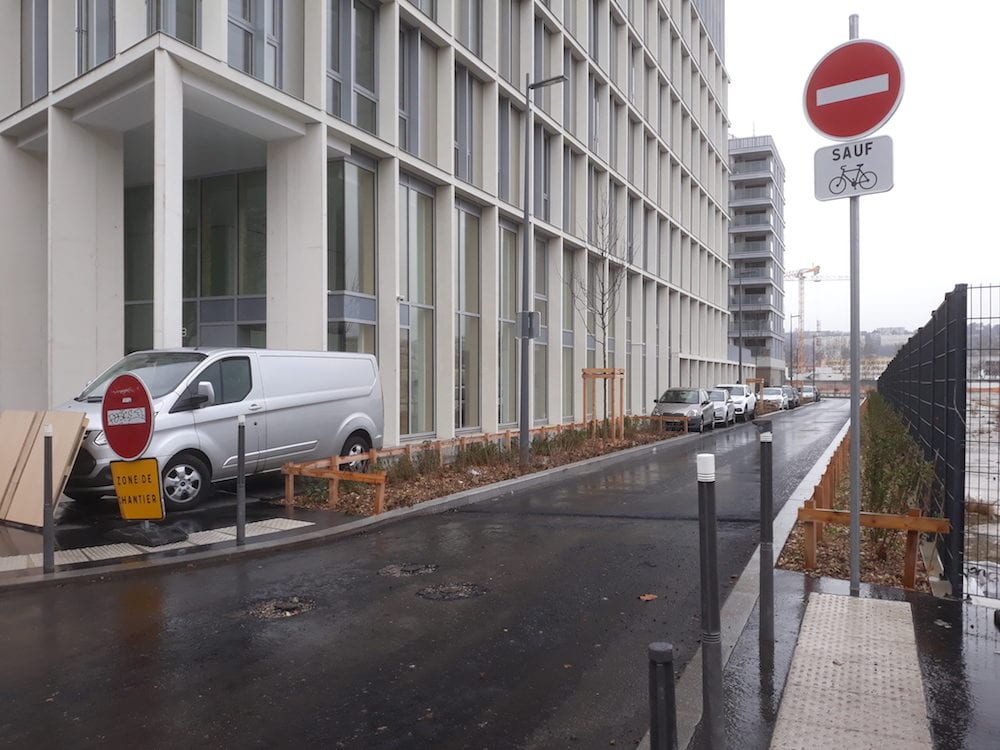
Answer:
[[714, 383, 757, 421], [708, 389, 736, 427], [761, 386, 788, 410]]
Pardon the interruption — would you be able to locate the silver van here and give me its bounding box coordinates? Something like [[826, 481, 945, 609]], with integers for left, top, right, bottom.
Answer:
[[56, 348, 384, 511]]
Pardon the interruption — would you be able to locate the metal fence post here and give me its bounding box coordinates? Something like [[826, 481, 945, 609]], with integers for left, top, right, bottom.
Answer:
[[697, 453, 726, 749], [648, 642, 678, 750], [758, 420, 774, 646], [42, 424, 55, 574], [236, 415, 246, 547]]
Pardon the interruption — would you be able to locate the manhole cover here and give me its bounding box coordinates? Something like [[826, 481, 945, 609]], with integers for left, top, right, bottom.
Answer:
[[247, 596, 315, 620], [379, 563, 439, 578], [416, 583, 488, 601]]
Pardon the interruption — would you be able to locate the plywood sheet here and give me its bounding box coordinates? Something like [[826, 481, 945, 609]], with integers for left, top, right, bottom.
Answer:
[[2, 411, 87, 529], [0, 411, 44, 517]]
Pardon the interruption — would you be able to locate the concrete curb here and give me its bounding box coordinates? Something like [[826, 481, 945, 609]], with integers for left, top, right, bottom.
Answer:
[[637, 409, 850, 750], [1, 427, 708, 592]]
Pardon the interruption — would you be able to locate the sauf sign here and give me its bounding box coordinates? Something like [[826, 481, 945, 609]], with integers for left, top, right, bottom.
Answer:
[[804, 38, 903, 201]]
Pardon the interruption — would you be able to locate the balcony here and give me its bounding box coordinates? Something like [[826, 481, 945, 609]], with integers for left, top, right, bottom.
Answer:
[[730, 240, 773, 258], [730, 293, 776, 309]]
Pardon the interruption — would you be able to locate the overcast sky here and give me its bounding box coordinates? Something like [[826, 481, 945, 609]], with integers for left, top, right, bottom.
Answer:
[[725, 1, 994, 333]]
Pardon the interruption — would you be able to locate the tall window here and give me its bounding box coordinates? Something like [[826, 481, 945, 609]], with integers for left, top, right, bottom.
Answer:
[[534, 126, 551, 221], [456, 0, 482, 55], [328, 160, 377, 354], [77, 0, 115, 74], [498, 225, 518, 425], [399, 180, 435, 435], [498, 97, 511, 202], [147, 0, 199, 44], [562, 250, 575, 420], [499, 0, 518, 83], [533, 239, 548, 421], [455, 206, 481, 429], [454, 65, 475, 182], [21, 0, 48, 105], [228, 0, 282, 87], [327, 0, 377, 134], [399, 27, 418, 153]]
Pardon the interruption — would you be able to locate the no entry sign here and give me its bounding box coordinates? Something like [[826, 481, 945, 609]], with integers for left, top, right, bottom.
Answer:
[[804, 39, 904, 140], [101, 373, 154, 461]]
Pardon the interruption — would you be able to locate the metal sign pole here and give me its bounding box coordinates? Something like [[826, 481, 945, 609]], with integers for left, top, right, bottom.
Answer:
[[848, 13, 862, 598], [237, 415, 246, 546]]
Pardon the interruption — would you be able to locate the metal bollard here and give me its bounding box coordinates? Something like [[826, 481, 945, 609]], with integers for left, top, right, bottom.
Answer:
[[42, 424, 55, 574], [648, 642, 679, 750], [236, 415, 246, 546], [697, 453, 726, 750], [758, 420, 774, 646]]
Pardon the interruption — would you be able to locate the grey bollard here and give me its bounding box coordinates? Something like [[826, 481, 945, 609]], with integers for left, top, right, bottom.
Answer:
[[236, 414, 246, 546], [648, 642, 679, 750], [758, 420, 774, 646], [42, 424, 55, 574], [697, 453, 726, 750]]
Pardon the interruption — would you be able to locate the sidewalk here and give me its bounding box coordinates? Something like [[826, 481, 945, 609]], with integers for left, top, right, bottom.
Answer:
[[686, 569, 1000, 749]]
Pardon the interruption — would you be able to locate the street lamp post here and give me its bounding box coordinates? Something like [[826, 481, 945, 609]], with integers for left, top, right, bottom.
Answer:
[[520, 72, 566, 467], [736, 275, 744, 384], [788, 314, 800, 383]]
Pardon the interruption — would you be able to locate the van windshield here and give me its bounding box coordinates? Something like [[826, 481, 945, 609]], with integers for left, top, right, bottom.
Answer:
[[76, 352, 207, 401]]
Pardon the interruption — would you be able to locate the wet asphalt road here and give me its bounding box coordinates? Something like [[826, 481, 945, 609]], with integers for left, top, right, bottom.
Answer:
[[0, 401, 849, 749]]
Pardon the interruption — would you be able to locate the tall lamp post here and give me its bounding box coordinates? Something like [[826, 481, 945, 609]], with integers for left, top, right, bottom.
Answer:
[[736, 274, 744, 384], [788, 314, 801, 383], [520, 72, 566, 466]]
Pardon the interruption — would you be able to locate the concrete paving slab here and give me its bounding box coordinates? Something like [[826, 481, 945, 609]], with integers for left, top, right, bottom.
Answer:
[[79, 543, 143, 561], [54, 549, 90, 565], [0, 554, 29, 572]]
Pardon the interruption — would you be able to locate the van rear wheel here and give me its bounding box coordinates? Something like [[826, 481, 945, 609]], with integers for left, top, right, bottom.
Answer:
[[162, 453, 211, 511], [340, 433, 372, 473]]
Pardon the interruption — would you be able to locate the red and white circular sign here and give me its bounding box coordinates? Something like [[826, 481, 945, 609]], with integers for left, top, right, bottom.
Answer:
[[804, 39, 904, 141], [101, 373, 154, 461]]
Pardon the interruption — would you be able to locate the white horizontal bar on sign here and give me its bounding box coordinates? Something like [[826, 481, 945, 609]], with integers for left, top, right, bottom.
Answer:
[[816, 74, 889, 106]]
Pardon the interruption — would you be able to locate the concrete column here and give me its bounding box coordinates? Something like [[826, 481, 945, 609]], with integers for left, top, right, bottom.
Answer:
[[152, 50, 183, 348], [644, 280, 656, 413], [201, 0, 228, 62], [434, 183, 456, 440], [47, 107, 124, 405], [376, 157, 401, 448], [376, 0, 398, 144], [482, 80, 499, 197], [266, 123, 327, 350], [479, 205, 500, 435], [0, 136, 47, 409], [116, 0, 148, 52], [546, 237, 563, 425], [436, 45, 455, 173], [656, 285, 669, 395], [302, 0, 328, 109]]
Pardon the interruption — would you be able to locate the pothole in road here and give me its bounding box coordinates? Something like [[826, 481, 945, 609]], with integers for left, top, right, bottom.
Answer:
[[417, 583, 489, 601], [247, 596, 315, 619], [378, 563, 439, 578]]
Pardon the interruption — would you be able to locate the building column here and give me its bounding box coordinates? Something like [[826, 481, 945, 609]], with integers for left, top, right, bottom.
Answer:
[[116, 0, 147, 51], [376, 157, 401, 448], [47, 107, 124, 405], [200, 1, 228, 62], [435, 184, 456, 440], [153, 50, 183, 348], [644, 280, 656, 413], [302, 0, 328, 109], [0, 136, 47, 408], [266, 122, 327, 350]]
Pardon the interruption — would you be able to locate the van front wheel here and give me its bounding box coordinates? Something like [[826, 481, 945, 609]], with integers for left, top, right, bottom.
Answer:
[[340, 433, 372, 473], [162, 453, 211, 511]]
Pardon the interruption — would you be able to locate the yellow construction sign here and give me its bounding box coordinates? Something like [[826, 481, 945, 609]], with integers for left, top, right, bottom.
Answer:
[[110, 458, 164, 521]]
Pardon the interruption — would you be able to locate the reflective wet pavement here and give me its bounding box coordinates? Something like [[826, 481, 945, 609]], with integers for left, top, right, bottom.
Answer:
[[689, 569, 1000, 749], [0, 402, 851, 748]]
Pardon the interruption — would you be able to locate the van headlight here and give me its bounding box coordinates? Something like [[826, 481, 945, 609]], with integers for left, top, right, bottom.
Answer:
[[93, 431, 107, 446]]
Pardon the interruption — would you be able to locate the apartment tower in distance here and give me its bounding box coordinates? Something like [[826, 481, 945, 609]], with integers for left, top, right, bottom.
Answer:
[[728, 134, 786, 386], [1, 0, 733, 447]]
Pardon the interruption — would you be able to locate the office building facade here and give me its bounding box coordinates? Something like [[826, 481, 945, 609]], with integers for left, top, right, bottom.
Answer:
[[1, 0, 733, 446], [728, 134, 786, 386]]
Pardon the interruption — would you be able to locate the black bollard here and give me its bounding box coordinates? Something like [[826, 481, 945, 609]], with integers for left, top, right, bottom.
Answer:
[[236, 414, 246, 546], [697, 453, 726, 749], [648, 642, 678, 750], [758, 419, 774, 646], [42, 424, 55, 574]]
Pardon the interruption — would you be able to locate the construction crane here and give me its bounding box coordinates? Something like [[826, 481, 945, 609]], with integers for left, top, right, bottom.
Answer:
[[783, 265, 849, 378]]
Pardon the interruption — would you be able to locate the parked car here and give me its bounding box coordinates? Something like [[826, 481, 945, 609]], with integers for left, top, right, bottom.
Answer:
[[56, 348, 384, 511], [801, 385, 820, 402], [782, 385, 800, 409], [708, 388, 736, 427], [652, 388, 715, 432], [714, 382, 757, 421], [761, 386, 788, 410]]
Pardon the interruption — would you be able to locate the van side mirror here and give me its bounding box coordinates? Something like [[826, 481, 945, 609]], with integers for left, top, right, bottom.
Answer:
[[170, 381, 216, 412], [196, 381, 216, 407]]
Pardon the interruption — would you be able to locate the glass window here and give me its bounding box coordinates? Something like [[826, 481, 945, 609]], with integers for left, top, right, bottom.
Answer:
[[196, 357, 252, 404], [148, 0, 199, 45], [400, 181, 435, 435], [456, 207, 481, 429], [562, 346, 574, 419], [238, 171, 266, 295], [200, 175, 238, 297], [328, 161, 376, 295], [21, 0, 48, 105], [78, 0, 115, 74], [328, 0, 377, 133], [457, 0, 481, 54], [227, 0, 282, 86], [498, 225, 518, 425], [328, 321, 375, 354], [455, 65, 474, 182]]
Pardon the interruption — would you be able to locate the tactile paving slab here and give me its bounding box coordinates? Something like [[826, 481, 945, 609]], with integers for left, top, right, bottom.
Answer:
[[770, 593, 932, 749]]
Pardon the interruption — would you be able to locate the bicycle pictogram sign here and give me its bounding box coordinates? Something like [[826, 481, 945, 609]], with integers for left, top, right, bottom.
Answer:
[[828, 162, 878, 195]]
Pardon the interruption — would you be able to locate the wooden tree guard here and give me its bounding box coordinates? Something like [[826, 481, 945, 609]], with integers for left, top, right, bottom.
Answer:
[[797, 503, 949, 589], [582, 368, 625, 439], [283, 449, 387, 514]]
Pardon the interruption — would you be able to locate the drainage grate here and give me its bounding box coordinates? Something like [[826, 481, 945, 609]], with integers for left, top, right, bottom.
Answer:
[[247, 596, 315, 620], [416, 583, 488, 601], [378, 563, 439, 578]]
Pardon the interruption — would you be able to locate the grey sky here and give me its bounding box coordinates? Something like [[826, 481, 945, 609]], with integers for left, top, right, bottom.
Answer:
[[725, 1, 995, 332]]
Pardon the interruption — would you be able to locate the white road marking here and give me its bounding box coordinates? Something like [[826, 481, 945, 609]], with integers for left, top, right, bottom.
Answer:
[[816, 73, 889, 106]]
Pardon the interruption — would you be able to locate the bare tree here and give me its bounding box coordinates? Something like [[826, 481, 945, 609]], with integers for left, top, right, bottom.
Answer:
[[563, 190, 637, 420]]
